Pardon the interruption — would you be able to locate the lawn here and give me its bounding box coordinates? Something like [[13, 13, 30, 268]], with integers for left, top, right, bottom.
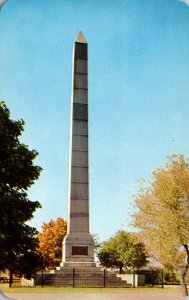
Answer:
[[0, 286, 181, 294], [0, 287, 183, 300]]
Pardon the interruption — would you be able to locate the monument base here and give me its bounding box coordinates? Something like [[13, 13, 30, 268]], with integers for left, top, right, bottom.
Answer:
[[60, 262, 96, 268], [34, 267, 129, 287], [61, 232, 96, 268]]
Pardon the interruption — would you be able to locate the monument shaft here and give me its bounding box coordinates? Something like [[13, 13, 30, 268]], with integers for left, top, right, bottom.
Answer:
[[68, 36, 89, 234], [62, 32, 95, 267]]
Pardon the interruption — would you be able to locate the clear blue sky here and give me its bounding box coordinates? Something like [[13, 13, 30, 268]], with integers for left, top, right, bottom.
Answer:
[[1, 0, 189, 242]]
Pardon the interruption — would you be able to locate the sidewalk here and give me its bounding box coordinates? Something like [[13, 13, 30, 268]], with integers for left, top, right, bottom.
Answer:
[[5, 291, 181, 300]]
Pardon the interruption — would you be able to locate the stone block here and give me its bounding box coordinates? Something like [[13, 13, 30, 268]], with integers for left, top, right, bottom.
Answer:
[[73, 103, 88, 120], [71, 166, 88, 183], [73, 89, 88, 104], [69, 216, 89, 232], [72, 135, 88, 151], [63, 233, 94, 258], [74, 74, 87, 89], [70, 212, 89, 218], [75, 59, 87, 74], [70, 183, 89, 200], [74, 43, 87, 58], [72, 120, 88, 135], [72, 150, 88, 167], [70, 198, 88, 212]]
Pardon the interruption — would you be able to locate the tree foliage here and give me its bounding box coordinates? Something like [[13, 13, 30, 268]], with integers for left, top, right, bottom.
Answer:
[[38, 217, 67, 269], [132, 154, 189, 297], [97, 231, 148, 273], [0, 102, 42, 280]]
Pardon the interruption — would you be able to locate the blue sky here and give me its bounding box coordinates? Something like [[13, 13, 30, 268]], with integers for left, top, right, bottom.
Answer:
[[0, 0, 189, 241]]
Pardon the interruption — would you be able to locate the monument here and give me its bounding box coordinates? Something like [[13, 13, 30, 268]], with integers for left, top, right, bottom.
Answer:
[[34, 32, 127, 286], [62, 31, 95, 268]]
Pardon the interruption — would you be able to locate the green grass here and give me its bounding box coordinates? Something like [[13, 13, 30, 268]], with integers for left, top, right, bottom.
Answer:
[[0, 286, 181, 294]]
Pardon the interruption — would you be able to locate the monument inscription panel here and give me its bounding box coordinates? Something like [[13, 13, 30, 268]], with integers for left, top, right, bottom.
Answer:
[[72, 246, 88, 256]]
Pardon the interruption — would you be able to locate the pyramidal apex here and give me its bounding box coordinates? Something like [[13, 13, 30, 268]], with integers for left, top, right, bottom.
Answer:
[[75, 31, 87, 43]]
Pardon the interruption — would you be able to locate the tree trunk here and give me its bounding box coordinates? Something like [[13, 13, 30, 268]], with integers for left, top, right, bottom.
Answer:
[[9, 271, 13, 288], [179, 270, 188, 297], [179, 244, 189, 297]]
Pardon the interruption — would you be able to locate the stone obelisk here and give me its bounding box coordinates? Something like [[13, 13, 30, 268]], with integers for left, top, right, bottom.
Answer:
[[62, 31, 95, 268]]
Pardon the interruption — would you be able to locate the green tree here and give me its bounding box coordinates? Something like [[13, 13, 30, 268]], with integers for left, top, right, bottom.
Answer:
[[38, 217, 67, 269], [132, 154, 189, 297], [97, 231, 147, 273], [0, 102, 42, 283]]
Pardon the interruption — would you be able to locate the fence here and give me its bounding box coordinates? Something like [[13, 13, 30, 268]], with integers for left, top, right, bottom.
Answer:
[[0, 269, 181, 288], [35, 268, 128, 288], [0, 278, 21, 287], [35, 269, 183, 288]]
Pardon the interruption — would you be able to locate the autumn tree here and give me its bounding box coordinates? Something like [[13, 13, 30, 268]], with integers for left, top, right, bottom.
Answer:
[[132, 154, 189, 297], [38, 217, 67, 269], [97, 231, 148, 273], [0, 102, 42, 283]]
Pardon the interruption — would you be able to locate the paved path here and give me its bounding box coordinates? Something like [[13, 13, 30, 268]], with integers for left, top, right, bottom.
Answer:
[[4, 292, 182, 300]]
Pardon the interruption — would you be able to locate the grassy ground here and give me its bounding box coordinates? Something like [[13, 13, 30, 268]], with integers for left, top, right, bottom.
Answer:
[[0, 286, 181, 294], [1, 287, 183, 300]]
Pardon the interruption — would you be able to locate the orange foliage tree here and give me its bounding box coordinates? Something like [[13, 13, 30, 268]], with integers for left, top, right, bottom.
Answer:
[[38, 217, 67, 269]]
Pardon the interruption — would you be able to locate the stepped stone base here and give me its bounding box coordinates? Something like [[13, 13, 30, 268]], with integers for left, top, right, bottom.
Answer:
[[35, 267, 130, 287], [60, 262, 96, 268]]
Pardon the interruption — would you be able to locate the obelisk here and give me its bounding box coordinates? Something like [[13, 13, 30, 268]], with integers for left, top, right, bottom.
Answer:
[[62, 31, 95, 268]]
